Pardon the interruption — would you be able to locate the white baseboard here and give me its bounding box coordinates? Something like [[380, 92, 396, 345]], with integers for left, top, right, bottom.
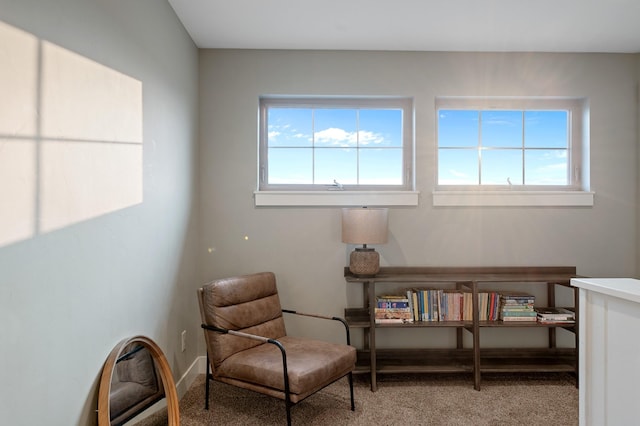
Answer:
[[175, 355, 207, 398], [131, 355, 207, 424]]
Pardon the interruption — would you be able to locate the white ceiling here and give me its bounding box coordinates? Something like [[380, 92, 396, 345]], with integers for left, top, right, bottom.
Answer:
[[168, 0, 640, 53]]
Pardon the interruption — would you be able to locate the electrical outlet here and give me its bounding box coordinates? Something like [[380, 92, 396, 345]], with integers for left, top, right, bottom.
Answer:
[[181, 330, 187, 352]]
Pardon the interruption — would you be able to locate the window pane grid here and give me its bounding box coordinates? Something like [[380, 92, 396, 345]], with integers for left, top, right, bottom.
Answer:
[[261, 97, 411, 190], [438, 107, 570, 187]]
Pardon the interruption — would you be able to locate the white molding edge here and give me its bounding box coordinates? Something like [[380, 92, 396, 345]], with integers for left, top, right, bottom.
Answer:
[[175, 355, 207, 398], [130, 356, 207, 424], [432, 190, 595, 207], [571, 278, 640, 304], [254, 191, 420, 207]]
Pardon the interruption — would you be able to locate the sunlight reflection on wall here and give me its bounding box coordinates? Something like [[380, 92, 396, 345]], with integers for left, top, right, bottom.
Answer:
[[0, 21, 143, 247]]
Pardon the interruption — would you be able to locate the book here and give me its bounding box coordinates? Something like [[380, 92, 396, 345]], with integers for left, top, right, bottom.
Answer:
[[502, 316, 538, 322], [501, 306, 535, 311], [463, 291, 473, 321], [502, 298, 535, 303], [375, 318, 413, 324], [535, 307, 575, 318], [378, 294, 409, 299], [537, 315, 574, 321], [375, 308, 413, 320], [501, 310, 537, 317], [537, 314, 575, 322], [501, 291, 535, 300], [411, 291, 419, 322], [538, 318, 575, 324], [479, 292, 488, 321], [376, 300, 411, 309]]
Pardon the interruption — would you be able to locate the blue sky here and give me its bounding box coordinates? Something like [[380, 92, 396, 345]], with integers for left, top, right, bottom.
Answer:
[[267, 107, 403, 185], [438, 109, 569, 185]]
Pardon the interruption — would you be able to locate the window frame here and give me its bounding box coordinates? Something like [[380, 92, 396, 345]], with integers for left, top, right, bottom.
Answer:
[[435, 96, 587, 192], [258, 96, 415, 193], [433, 96, 592, 207]]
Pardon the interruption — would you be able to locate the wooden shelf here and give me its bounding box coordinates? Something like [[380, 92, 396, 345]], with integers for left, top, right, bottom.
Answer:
[[355, 348, 474, 374], [479, 320, 575, 329], [479, 348, 576, 373], [347, 308, 471, 328], [353, 348, 575, 374], [344, 266, 580, 391], [375, 321, 471, 328]]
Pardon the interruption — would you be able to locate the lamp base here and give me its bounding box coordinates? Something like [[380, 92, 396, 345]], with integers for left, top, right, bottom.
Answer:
[[349, 248, 380, 277]]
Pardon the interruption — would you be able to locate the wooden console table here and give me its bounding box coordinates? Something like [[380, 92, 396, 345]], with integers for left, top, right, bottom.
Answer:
[[345, 266, 579, 391]]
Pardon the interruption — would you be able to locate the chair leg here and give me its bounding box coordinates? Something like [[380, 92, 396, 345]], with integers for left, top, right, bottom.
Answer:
[[205, 352, 211, 410], [348, 372, 355, 411], [285, 398, 292, 426]]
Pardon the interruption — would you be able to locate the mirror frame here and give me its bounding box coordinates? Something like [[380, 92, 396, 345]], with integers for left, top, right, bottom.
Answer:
[[98, 335, 180, 425]]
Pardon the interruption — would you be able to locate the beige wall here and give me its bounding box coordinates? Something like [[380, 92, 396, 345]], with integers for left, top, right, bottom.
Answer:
[[0, 1, 199, 424], [198, 49, 638, 348]]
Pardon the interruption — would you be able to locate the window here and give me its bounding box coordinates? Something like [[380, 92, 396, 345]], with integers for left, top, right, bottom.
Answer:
[[437, 99, 582, 189], [259, 97, 414, 193], [436, 97, 587, 191]]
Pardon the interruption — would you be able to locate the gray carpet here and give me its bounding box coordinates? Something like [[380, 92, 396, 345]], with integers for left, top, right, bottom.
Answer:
[[137, 372, 578, 425]]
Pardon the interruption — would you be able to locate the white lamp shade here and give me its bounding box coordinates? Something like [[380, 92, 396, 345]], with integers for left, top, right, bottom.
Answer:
[[341, 208, 388, 245]]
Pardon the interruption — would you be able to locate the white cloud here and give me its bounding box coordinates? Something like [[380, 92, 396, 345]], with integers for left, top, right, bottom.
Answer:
[[449, 169, 468, 178], [268, 130, 280, 140], [314, 127, 384, 147], [315, 127, 355, 146], [358, 130, 384, 146]]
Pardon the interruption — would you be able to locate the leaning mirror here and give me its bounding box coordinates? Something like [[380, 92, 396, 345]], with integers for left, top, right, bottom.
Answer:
[[98, 335, 179, 425]]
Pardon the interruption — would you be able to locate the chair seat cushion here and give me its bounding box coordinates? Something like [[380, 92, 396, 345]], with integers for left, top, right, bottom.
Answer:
[[216, 335, 356, 395]]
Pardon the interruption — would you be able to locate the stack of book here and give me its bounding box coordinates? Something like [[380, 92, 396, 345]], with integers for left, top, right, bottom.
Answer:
[[535, 307, 575, 324], [406, 289, 444, 322], [402, 289, 502, 322], [377, 290, 546, 323], [478, 291, 501, 321], [438, 290, 464, 321], [405, 289, 472, 322], [499, 292, 537, 322], [375, 295, 413, 324]]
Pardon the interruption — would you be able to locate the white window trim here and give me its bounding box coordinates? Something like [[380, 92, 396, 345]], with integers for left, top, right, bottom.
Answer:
[[434, 96, 591, 207], [432, 190, 594, 207], [254, 190, 420, 207], [258, 96, 415, 204]]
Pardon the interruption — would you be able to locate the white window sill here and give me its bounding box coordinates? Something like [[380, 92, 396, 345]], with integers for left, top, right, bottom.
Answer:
[[254, 191, 420, 207], [432, 190, 595, 207]]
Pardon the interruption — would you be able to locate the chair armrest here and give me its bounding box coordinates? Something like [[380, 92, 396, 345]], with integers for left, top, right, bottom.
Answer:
[[281, 309, 351, 346], [201, 324, 273, 344], [200, 324, 292, 405]]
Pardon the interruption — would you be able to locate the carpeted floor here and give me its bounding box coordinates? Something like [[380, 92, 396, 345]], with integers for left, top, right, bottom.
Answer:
[[137, 372, 578, 425]]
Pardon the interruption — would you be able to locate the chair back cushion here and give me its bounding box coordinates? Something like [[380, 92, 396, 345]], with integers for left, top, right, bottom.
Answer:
[[199, 272, 287, 369]]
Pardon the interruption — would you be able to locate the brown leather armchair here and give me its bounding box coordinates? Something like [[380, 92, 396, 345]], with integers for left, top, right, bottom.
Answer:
[[197, 272, 356, 425]]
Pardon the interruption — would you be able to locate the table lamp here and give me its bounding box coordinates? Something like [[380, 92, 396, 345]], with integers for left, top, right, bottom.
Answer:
[[342, 207, 388, 277]]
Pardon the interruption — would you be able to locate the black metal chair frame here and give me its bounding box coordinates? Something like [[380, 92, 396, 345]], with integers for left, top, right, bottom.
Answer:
[[202, 309, 355, 426]]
